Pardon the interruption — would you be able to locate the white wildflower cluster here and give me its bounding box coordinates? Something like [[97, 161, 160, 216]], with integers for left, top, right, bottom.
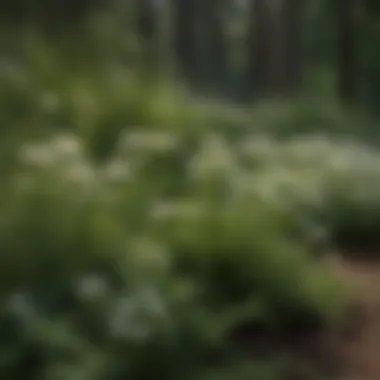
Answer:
[[238, 134, 380, 212], [108, 286, 169, 342], [75, 273, 109, 302], [15, 129, 380, 226], [189, 133, 239, 181], [18, 133, 98, 191], [18, 133, 133, 186], [19, 133, 84, 167], [101, 159, 133, 183]]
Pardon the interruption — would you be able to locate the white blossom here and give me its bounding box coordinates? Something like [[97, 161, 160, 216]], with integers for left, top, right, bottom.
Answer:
[[108, 287, 167, 341], [19, 143, 57, 167], [189, 134, 238, 180], [65, 162, 96, 184], [51, 133, 84, 159], [76, 274, 108, 301], [103, 159, 133, 182]]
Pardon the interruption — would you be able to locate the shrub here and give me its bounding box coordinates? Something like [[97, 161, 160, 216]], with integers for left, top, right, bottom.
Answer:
[[0, 130, 346, 380], [239, 133, 380, 251]]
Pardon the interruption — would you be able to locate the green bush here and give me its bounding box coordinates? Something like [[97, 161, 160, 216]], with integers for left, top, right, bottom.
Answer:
[[6, 38, 380, 378], [0, 129, 346, 380], [5, 11, 380, 380], [238, 133, 380, 250], [3, 39, 379, 161]]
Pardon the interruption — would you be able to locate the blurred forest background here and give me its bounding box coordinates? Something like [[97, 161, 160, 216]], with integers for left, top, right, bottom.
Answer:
[[1, 0, 380, 379]]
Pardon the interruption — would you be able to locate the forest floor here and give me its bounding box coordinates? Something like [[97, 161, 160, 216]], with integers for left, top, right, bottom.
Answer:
[[233, 253, 380, 379], [235, 253, 380, 380], [312, 255, 380, 380]]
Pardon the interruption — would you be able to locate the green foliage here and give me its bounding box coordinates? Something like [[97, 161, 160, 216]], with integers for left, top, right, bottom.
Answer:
[[239, 133, 380, 250], [0, 115, 347, 380], [5, 2, 380, 378], [0, 0, 106, 30], [4, 30, 380, 380]]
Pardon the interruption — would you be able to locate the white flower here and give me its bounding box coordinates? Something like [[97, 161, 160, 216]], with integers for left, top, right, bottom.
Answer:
[[103, 159, 132, 182], [19, 143, 57, 167], [138, 286, 167, 317], [109, 296, 148, 340], [108, 288, 167, 341], [65, 163, 96, 184], [51, 133, 84, 159], [76, 274, 108, 301], [189, 134, 238, 180], [19, 134, 85, 169]]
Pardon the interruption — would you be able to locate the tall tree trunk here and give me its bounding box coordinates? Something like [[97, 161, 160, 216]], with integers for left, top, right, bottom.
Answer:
[[172, 0, 198, 85], [283, 0, 300, 95], [268, 0, 300, 97], [136, 0, 156, 39], [202, 0, 229, 95], [247, 0, 300, 99], [247, 0, 272, 98], [136, 0, 158, 75], [336, 0, 358, 103]]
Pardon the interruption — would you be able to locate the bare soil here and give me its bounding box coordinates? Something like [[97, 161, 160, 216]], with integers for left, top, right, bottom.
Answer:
[[233, 254, 380, 379], [326, 256, 380, 380], [287, 255, 380, 380]]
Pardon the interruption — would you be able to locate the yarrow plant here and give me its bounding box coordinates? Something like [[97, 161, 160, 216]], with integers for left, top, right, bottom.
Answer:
[[5, 120, 379, 380], [237, 133, 380, 247], [16, 130, 380, 244]]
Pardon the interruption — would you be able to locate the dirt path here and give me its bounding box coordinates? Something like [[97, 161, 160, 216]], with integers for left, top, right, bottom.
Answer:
[[239, 255, 380, 379], [329, 257, 380, 380]]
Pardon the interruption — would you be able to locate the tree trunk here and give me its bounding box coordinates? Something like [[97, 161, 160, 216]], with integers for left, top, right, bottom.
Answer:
[[247, 0, 272, 98], [268, 0, 300, 97], [336, 0, 359, 104], [282, 0, 300, 95], [172, 0, 198, 84], [202, 0, 229, 95], [136, 0, 156, 39], [136, 0, 158, 75], [247, 0, 300, 99]]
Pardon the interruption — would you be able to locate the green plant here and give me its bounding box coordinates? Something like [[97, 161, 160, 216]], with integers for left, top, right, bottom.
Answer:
[[0, 128, 347, 380]]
